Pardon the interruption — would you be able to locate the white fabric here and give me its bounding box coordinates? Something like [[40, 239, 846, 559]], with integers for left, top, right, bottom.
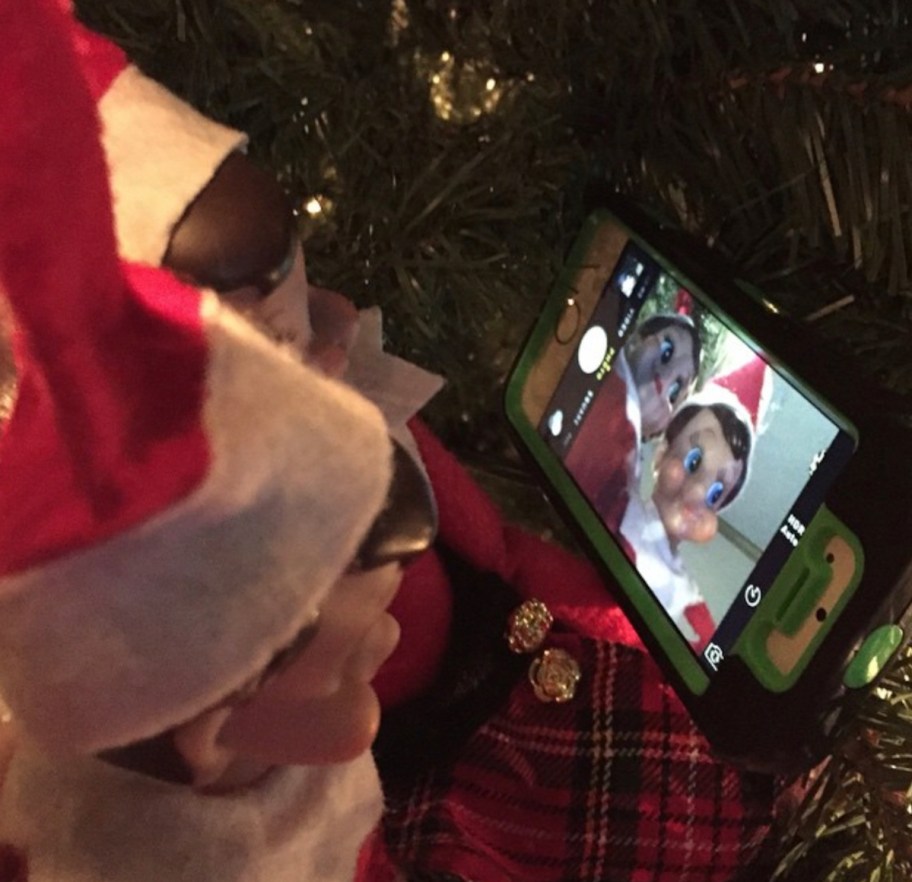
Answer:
[[254, 280, 442, 479], [620, 494, 703, 644], [345, 306, 444, 464], [0, 749, 382, 882], [99, 66, 246, 265], [0, 292, 392, 755]]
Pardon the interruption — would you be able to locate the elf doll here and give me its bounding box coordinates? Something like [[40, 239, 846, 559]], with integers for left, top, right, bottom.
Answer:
[[0, 3, 776, 881], [0, 4, 429, 881], [618, 358, 769, 651], [564, 311, 703, 535]]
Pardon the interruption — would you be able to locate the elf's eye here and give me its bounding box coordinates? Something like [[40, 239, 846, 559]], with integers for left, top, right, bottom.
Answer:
[[706, 481, 725, 509], [668, 378, 683, 404], [659, 336, 674, 365], [683, 447, 702, 474]]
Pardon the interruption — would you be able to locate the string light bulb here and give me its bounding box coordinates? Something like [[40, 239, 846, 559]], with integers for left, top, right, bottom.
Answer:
[[420, 52, 505, 123]]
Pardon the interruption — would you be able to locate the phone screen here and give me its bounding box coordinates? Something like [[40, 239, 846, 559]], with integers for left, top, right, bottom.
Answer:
[[539, 240, 856, 675]]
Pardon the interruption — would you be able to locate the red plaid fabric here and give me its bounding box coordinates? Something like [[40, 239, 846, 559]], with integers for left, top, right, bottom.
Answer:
[[382, 632, 773, 882]]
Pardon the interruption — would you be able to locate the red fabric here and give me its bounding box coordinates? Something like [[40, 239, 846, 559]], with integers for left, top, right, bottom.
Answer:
[[685, 602, 716, 654], [372, 420, 514, 708], [383, 636, 774, 882], [715, 358, 765, 429], [383, 421, 642, 677], [408, 418, 633, 634], [409, 420, 513, 576], [356, 829, 399, 882], [502, 526, 640, 647], [377, 424, 773, 881], [68, 17, 127, 101], [563, 368, 637, 533], [410, 417, 638, 646], [374, 548, 453, 707], [0, 0, 210, 574], [375, 419, 641, 709]]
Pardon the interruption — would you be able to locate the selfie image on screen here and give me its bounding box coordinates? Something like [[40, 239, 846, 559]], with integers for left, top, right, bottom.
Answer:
[[540, 242, 854, 671]]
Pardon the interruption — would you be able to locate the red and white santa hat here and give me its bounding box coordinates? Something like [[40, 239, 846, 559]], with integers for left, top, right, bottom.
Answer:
[[0, 0, 392, 756], [704, 354, 772, 434]]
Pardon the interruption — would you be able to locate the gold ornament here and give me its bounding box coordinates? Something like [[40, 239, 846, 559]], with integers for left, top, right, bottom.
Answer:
[[528, 648, 581, 703], [416, 50, 504, 124], [506, 599, 553, 654]]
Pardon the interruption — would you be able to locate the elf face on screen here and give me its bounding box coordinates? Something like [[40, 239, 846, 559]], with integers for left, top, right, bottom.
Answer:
[[539, 241, 856, 675]]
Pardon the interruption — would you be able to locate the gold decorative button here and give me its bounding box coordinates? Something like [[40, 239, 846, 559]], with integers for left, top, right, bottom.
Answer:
[[528, 648, 581, 703], [506, 599, 554, 654]]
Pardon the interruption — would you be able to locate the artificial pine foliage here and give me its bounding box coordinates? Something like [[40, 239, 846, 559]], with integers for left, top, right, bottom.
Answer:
[[74, 1, 912, 879]]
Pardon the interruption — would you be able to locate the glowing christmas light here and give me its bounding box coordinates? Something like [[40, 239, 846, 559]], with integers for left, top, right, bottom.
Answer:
[[420, 51, 505, 124]]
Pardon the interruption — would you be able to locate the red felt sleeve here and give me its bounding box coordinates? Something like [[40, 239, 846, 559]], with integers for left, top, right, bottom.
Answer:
[[684, 602, 716, 654], [408, 419, 642, 647]]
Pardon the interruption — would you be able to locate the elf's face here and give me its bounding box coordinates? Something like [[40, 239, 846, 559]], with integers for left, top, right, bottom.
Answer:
[[158, 158, 428, 791], [166, 297, 408, 786], [203, 269, 408, 780], [651, 407, 743, 547], [625, 324, 697, 439], [215, 562, 403, 770]]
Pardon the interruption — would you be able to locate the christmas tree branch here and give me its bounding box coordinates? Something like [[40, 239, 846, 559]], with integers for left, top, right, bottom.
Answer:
[[774, 647, 912, 881]]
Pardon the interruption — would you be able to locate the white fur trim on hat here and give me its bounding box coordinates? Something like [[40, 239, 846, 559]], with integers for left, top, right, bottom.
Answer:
[[0, 292, 392, 755], [0, 749, 382, 882], [99, 65, 246, 265]]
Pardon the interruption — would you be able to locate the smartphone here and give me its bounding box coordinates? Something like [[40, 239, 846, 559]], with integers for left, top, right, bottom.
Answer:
[[505, 202, 912, 772]]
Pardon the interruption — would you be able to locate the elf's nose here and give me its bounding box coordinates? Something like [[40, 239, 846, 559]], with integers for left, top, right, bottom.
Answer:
[[350, 439, 437, 571]]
